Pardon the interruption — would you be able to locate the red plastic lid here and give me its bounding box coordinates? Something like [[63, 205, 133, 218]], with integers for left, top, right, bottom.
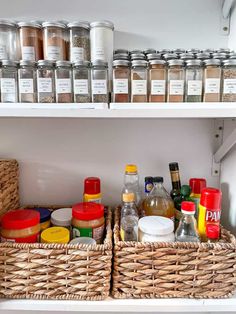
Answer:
[[200, 187, 222, 210], [72, 202, 104, 221], [1, 209, 40, 230], [189, 178, 206, 194], [84, 177, 101, 195], [181, 201, 195, 212], [206, 224, 220, 239]]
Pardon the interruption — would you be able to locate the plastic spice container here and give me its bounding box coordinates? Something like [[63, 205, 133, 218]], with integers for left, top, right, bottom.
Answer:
[[112, 60, 130, 102], [83, 177, 102, 203], [0, 20, 19, 60], [167, 59, 185, 102], [91, 60, 109, 103], [68, 21, 90, 62], [42, 22, 67, 61], [69, 237, 96, 245], [1, 209, 40, 243], [222, 59, 236, 102], [149, 59, 167, 102], [0, 60, 18, 103], [73, 61, 91, 103], [138, 216, 175, 243], [72, 202, 105, 244], [41, 226, 70, 243], [51, 208, 72, 229], [185, 59, 203, 102], [37, 60, 55, 103], [18, 21, 43, 61], [32, 207, 51, 231], [203, 59, 222, 102], [55, 61, 73, 103], [18, 60, 37, 103], [131, 60, 148, 102]]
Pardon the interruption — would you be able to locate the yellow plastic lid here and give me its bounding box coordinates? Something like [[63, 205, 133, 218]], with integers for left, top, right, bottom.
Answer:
[[122, 192, 135, 203], [41, 226, 70, 244], [125, 164, 137, 173]]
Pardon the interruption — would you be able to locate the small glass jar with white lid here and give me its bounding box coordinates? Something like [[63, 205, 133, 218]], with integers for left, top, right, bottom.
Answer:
[[91, 60, 109, 103], [18, 60, 37, 103], [37, 60, 55, 103], [68, 21, 90, 62], [55, 60, 73, 103], [73, 61, 91, 103], [0, 60, 18, 103], [131, 60, 148, 102], [185, 59, 203, 102]]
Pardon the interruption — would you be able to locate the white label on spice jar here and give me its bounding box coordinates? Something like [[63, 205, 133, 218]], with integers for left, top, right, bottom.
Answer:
[[56, 79, 71, 94], [223, 79, 236, 94], [205, 78, 221, 94], [151, 80, 166, 95], [47, 46, 61, 60], [92, 79, 107, 94], [187, 80, 202, 96], [19, 79, 34, 94], [0, 45, 7, 59], [1, 78, 16, 102], [169, 80, 184, 95], [114, 79, 128, 94], [94, 46, 105, 60], [71, 47, 84, 62], [38, 78, 52, 93], [22, 46, 35, 61], [132, 80, 147, 95], [74, 79, 88, 94]]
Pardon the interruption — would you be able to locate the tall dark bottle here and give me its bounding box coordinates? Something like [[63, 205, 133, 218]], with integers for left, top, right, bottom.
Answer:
[[169, 162, 181, 200]]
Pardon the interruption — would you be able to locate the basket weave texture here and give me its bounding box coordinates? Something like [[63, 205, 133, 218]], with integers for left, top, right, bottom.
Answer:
[[112, 207, 236, 299]]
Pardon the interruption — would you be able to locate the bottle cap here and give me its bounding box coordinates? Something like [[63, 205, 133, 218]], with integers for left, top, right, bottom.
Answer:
[[181, 201, 195, 214], [41, 226, 70, 244], [145, 176, 153, 183], [51, 208, 72, 227], [169, 162, 179, 171], [84, 177, 101, 195], [72, 202, 104, 221], [153, 176, 163, 183], [189, 178, 207, 194], [1, 209, 40, 230], [200, 188, 222, 210], [122, 192, 135, 203], [180, 185, 191, 197], [206, 224, 220, 240], [32, 207, 51, 223], [125, 164, 137, 173]]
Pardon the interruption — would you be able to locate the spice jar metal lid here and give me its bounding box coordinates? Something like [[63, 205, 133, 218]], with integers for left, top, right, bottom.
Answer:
[[0, 19, 16, 27], [204, 59, 221, 66], [19, 60, 37, 67], [42, 21, 67, 29], [149, 59, 166, 66], [179, 53, 194, 60], [56, 60, 72, 68], [168, 59, 184, 66], [216, 48, 230, 53], [163, 53, 178, 60], [146, 53, 162, 60], [186, 59, 202, 67], [138, 216, 174, 236], [114, 49, 129, 55], [1, 60, 18, 67], [213, 52, 227, 59], [196, 52, 211, 60], [187, 48, 202, 54], [173, 48, 186, 54], [90, 20, 114, 30], [73, 60, 90, 67], [92, 60, 108, 68], [159, 49, 172, 54], [17, 21, 41, 29], [203, 49, 214, 54], [67, 21, 90, 30], [130, 49, 143, 54], [113, 53, 130, 61], [131, 60, 148, 67], [113, 60, 130, 67], [130, 53, 146, 60], [223, 59, 236, 66], [143, 48, 156, 55], [37, 60, 55, 67], [230, 53, 236, 59]]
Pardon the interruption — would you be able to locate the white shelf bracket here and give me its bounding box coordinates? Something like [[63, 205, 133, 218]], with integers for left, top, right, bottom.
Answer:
[[214, 127, 236, 163], [212, 120, 224, 176], [221, 0, 235, 35]]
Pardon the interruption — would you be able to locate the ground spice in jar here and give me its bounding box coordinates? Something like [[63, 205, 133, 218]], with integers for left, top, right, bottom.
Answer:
[[149, 60, 167, 102], [185, 59, 203, 102], [112, 60, 130, 102], [167, 59, 185, 102], [222, 59, 236, 102], [73, 61, 91, 103], [55, 60, 73, 103], [91, 60, 109, 103], [18, 60, 37, 103], [131, 60, 148, 102], [68, 22, 90, 62], [37, 60, 55, 103], [203, 59, 222, 102]]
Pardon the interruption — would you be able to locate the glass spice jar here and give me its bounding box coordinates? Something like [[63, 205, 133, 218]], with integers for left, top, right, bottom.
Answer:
[[0, 20, 19, 61], [131, 60, 148, 102], [185, 59, 203, 102], [0, 60, 18, 103], [18, 21, 43, 61], [167, 59, 185, 102], [73, 61, 91, 103], [37, 60, 55, 103], [203, 59, 222, 102], [55, 61, 73, 103], [68, 21, 90, 62], [222, 59, 236, 102], [18, 60, 37, 103], [42, 22, 67, 61], [149, 59, 167, 102], [91, 60, 109, 103], [112, 60, 130, 102]]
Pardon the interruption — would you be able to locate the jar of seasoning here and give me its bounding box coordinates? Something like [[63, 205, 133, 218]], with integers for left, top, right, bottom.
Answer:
[[149, 59, 167, 102], [18, 21, 43, 61], [72, 202, 105, 244], [41, 226, 70, 244], [33, 207, 51, 231], [222, 59, 236, 102], [18, 60, 37, 103], [1, 209, 40, 243], [42, 22, 67, 61], [0, 60, 18, 103], [55, 61, 73, 103], [37, 60, 55, 103], [0, 20, 19, 60], [131, 60, 148, 102], [68, 21, 90, 62], [167, 59, 185, 102], [91, 60, 109, 103], [185, 59, 203, 102], [51, 208, 72, 229], [73, 61, 91, 103], [112, 60, 130, 102], [203, 59, 222, 102]]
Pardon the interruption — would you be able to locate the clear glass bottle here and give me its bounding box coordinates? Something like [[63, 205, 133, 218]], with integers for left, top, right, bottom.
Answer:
[[203, 59, 222, 102], [0, 60, 18, 103], [91, 60, 109, 103], [18, 60, 37, 103], [131, 60, 148, 102], [0, 20, 19, 60], [185, 60, 203, 102], [55, 61, 73, 103], [112, 60, 130, 102], [73, 61, 91, 103], [121, 164, 141, 206], [149, 60, 167, 102], [37, 60, 55, 103], [167, 59, 185, 102], [175, 201, 200, 242], [222, 59, 236, 102], [68, 21, 90, 62]]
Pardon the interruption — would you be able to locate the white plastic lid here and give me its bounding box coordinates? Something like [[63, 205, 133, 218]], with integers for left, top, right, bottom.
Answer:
[[51, 208, 72, 227], [138, 216, 174, 235], [70, 237, 96, 245]]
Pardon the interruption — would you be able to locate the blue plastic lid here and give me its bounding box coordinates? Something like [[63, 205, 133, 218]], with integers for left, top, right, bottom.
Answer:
[[32, 207, 51, 223]]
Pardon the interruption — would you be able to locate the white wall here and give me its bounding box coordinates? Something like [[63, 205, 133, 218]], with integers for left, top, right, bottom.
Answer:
[[228, 1, 236, 50]]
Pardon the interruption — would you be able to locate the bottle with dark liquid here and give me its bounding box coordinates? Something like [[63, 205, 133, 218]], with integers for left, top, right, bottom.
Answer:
[[169, 162, 181, 200]]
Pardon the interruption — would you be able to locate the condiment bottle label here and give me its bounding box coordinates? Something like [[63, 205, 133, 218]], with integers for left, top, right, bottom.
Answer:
[[38, 78, 52, 93], [19, 79, 34, 94], [22, 46, 35, 61], [92, 79, 107, 95], [56, 79, 72, 94], [151, 80, 166, 95], [132, 80, 147, 95], [169, 80, 184, 95], [0, 45, 7, 59], [94, 47, 105, 60], [72, 224, 104, 243], [206, 209, 221, 223], [187, 80, 202, 96], [47, 46, 62, 60], [71, 47, 84, 62], [1, 78, 16, 102], [114, 79, 128, 94], [74, 79, 88, 94], [205, 78, 220, 94], [223, 79, 236, 94]]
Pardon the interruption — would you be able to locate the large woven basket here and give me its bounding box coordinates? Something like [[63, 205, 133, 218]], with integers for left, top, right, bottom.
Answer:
[[112, 207, 236, 299]]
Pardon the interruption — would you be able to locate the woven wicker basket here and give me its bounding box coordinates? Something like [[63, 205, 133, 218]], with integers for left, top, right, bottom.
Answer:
[[112, 207, 236, 299]]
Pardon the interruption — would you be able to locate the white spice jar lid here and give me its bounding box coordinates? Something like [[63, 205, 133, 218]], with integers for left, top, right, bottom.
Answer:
[[138, 216, 174, 236], [90, 20, 114, 30], [51, 208, 72, 227]]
